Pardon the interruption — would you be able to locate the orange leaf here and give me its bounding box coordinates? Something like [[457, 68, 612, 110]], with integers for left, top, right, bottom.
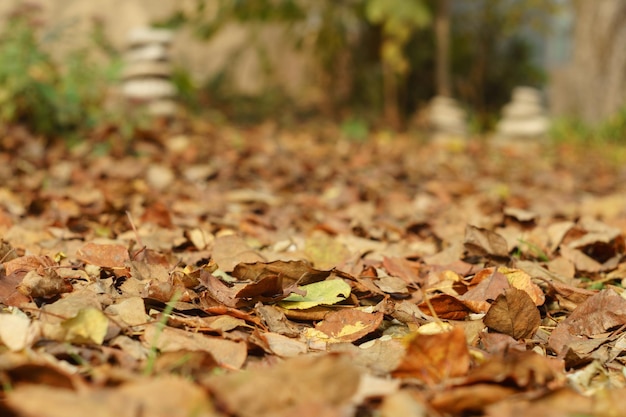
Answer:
[[419, 294, 472, 320], [77, 243, 130, 269], [393, 327, 470, 385]]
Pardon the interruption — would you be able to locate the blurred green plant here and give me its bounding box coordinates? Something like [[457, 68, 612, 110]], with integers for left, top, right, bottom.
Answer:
[[365, 0, 430, 127], [0, 4, 123, 141], [340, 117, 369, 141], [550, 105, 626, 144]]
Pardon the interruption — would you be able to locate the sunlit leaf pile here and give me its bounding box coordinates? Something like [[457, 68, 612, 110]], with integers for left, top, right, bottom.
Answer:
[[1, 125, 626, 416]]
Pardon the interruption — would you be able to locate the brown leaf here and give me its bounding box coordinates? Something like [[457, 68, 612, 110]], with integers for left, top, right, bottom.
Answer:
[[211, 234, 266, 272], [464, 225, 509, 259], [315, 309, 383, 342], [559, 245, 603, 273], [483, 288, 540, 340], [0, 270, 31, 307], [200, 273, 239, 308], [6, 375, 214, 417], [232, 260, 332, 302], [547, 221, 576, 252], [232, 260, 331, 286], [393, 327, 470, 385], [77, 242, 130, 269], [153, 350, 218, 377], [418, 293, 472, 320], [466, 350, 565, 389], [430, 384, 518, 414], [142, 324, 247, 370], [381, 256, 420, 284], [235, 273, 285, 300], [548, 289, 626, 356], [374, 275, 409, 294], [7, 363, 79, 390], [17, 269, 73, 298], [485, 387, 594, 417], [3, 254, 56, 275], [546, 280, 596, 311], [204, 354, 360, 417], [260, 331, 308, 357], [460, 269, 510, 313], [255, 303, 302, 337]]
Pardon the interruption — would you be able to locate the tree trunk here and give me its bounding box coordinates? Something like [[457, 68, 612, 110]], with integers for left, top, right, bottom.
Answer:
[[550, 0, 626, 125], [382, 61, 401, 130], [435, 0, 451, 97]]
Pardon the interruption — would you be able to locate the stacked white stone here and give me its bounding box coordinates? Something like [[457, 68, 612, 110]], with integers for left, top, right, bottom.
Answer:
[[428, 96, 468, 137], [122, 27, 177, 116], [496, 87, 549, 138]]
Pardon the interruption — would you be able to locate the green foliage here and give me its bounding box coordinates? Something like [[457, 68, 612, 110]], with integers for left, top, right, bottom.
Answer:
[[340, 117, 369, 141], [365, 0, 430, 75], [550, 106, 626, 144], [0, 5, 122, 141]]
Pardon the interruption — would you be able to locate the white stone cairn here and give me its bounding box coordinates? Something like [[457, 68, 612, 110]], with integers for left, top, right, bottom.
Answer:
[[428, 95, 468, 138], [122, 27, 177, 116], [496, 86, 549, 139]]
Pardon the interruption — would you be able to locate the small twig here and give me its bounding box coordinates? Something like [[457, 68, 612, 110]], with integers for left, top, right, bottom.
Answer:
[[126, 211, 146, 260], [126, 211, 143, 247]]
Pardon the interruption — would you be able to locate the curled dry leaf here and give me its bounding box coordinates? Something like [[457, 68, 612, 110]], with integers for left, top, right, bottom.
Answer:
[[17, 269, 73, 299], [464, 225, 509, 259], [232, 260, 331, 286], [483, 287, 541, 340]]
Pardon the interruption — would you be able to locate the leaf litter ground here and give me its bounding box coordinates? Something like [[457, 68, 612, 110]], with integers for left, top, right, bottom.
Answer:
[[2, 124, 626, 416]]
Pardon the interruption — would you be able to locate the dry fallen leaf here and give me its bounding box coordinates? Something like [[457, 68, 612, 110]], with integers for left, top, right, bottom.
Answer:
[[61, 307, 109, 345], [483, 287, 541, 340], [315, 309, 383, 342], [77, 243, 130, 269], [6, 375, 214, 417], [549, 289, 626, 356], [393, 327, 470, 385], [142, 323, 247, 369], [464, 225, 509, 259], [204, 353, 360, 417]]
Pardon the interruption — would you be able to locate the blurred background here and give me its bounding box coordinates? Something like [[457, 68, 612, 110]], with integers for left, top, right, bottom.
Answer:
[[0, 0, 624, 142]]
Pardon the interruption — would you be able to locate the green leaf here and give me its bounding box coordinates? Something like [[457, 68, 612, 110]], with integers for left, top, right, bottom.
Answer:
[[278, 279, 351, 310]]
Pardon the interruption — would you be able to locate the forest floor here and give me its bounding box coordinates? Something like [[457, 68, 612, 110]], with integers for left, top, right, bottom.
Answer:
[[2, 120, 626, 417]]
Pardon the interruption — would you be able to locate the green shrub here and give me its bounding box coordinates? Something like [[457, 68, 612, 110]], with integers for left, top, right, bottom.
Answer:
[[0, 4, 122, 141]]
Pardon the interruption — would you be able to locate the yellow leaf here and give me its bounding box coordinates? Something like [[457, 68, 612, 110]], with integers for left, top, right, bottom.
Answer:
[[62, 307, 109, 345], [499, 267, 545, 306]]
